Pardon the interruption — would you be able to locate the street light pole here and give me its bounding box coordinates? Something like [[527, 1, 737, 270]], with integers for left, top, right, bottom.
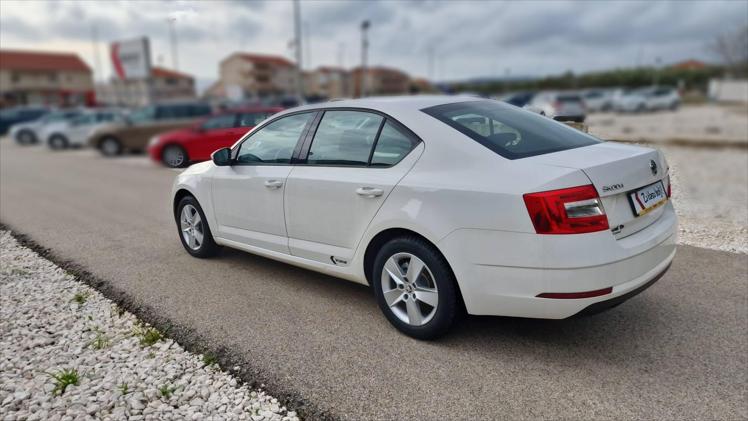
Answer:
[[293, 0, 304, 99], [168, 17, 179, 71], [360, 20, 370, 98]]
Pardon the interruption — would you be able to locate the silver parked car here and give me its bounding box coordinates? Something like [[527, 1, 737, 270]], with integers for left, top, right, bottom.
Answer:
[[525, 92, 586, 122]]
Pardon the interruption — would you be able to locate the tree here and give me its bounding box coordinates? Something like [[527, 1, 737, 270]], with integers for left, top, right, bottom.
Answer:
[[710, 26, 748, 77]]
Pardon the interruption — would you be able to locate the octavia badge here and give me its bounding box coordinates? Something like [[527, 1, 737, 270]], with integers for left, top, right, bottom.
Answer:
[[649, 160, 658, 176]]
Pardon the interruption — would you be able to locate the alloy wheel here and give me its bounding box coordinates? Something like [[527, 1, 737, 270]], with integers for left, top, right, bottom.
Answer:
[[180, 204, 204, 250], [164, 147, 185, 167], [101, 138, 120, 156], [380, 252, 439, 326]]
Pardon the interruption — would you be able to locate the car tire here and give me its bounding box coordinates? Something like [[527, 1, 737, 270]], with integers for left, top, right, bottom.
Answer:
[[372, 236, 459, 340], [48, 134, 69, 150], [99, 136, 123, 156], [15, 129, 36, 145], [175, 196, 220, 258], [162, 145, 189, 168]]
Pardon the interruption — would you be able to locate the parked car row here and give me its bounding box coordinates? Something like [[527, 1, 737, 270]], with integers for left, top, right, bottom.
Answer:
[[496, 85, 681, 121], [2, 102, 284, 168]]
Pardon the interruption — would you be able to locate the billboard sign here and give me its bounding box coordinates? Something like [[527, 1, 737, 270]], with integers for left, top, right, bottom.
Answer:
[[111, 37, 151, 80]]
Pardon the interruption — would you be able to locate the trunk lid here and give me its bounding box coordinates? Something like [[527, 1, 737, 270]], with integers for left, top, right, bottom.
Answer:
[[525, 141, 670, 239]]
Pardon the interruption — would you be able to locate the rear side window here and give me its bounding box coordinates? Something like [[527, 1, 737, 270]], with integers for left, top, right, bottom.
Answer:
[[422, 100, 600, 159], [306, 111, 383, 166], [557, 94, 582, 103], [191, 104, 212, 116], [371, 121, 418, 167], [202, 114, 235, 130]]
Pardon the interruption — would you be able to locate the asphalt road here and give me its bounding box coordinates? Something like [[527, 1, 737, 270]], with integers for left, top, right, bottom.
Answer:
[[1, 140, 746, 420]]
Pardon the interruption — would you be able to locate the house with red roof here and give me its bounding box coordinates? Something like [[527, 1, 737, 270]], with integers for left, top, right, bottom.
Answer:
[[0, 49, 94, 107]]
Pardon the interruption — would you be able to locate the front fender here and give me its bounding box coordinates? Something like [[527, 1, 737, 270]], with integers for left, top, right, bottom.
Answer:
[[171, 161, 217, 232]]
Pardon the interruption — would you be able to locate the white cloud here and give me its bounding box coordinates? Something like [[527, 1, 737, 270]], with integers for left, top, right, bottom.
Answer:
[[0, 0, 745, 84]]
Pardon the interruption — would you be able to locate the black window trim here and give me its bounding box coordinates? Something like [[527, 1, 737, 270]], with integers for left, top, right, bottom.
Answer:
[[296, 106, 422, 169], [229, 106, 422, 168]]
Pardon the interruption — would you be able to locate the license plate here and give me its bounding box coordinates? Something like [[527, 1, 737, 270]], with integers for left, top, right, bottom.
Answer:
[[628, 181, 667, 217]]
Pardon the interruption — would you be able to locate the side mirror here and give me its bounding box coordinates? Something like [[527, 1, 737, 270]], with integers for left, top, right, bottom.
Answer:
[[211, 147, 232, 166]]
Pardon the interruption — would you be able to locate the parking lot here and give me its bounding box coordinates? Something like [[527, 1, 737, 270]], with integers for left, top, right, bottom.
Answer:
[[1, 137, 746, 419]]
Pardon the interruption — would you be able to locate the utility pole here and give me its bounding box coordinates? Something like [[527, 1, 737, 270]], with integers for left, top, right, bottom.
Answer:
[[427, 46, 434, 81], [293, 0, 304, 99], [653, 56, 662, 86], [337, 43, 345, 68], [304, 21, 311, 70], [168, 17, 179, 70], [360, 20, 370, 97], [90, 24, 102, 83]]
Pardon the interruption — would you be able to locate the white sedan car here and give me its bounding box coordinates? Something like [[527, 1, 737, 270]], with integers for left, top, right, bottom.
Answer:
[[42, 109, 124, 149], [9, 109, 83, 145], [171, 96, 677, 339]]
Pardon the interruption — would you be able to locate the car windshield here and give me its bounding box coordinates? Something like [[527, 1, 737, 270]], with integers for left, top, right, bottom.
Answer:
[[422, 100, 600, 159]]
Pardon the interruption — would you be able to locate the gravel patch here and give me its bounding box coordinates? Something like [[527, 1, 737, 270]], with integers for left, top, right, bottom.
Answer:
[[587, 104, 748, 146], [658, 145, 748, 254], [0, 231, 299, 421]]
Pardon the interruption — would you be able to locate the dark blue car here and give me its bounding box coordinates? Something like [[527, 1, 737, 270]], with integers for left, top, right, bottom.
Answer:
[[0, 107, 49, 136]]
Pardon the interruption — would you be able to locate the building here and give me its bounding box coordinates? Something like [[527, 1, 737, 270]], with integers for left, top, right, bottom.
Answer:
[[304, 66, 350, 99], [670, 59, 708, 71], [217, 53, 297, 101], [350, 66, 410, 97], [95, 66, 196, 108], [0, 49, 94, 107]]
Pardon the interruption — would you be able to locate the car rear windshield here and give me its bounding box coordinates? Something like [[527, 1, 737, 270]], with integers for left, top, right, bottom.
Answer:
[[557, 94, 582, 102], [422, 100, 600, 159]]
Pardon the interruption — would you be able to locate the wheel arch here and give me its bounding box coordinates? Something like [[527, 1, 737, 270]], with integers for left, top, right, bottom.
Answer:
[[173, 188, 196, 218], [362, 227, 466, 311]]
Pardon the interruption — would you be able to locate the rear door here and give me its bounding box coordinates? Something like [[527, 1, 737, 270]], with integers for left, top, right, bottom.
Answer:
[[284, 110, 422, 265]]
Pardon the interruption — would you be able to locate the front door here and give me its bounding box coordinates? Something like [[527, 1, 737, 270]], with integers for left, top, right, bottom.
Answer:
[[284, 110, 422, 264], [211, 112, 316, 254]]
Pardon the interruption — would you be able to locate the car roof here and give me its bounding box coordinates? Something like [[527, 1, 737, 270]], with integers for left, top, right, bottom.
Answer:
[[288, 95, 479, 115]]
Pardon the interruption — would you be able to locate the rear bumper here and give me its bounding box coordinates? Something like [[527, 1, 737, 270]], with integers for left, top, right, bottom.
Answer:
[[439, 202, 678, 319], [573, 261, 670, 317]]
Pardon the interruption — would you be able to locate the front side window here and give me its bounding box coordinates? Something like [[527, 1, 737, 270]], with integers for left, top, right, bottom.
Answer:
[[306, 111, 383, 166], [422, 100, 600, 159], [235, 112, 313, 164], [201, 114, 235, 130], [371, 121, 417, 167]]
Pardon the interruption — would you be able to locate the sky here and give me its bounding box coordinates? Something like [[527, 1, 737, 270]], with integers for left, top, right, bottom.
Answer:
[[1, 0, 746, 91]]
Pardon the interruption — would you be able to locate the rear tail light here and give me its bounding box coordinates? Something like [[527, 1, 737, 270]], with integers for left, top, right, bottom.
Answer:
[[523, 185, 609, 234]]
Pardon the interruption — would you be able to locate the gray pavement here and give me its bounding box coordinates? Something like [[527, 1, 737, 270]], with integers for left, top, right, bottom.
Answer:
[[1, 140, 746, 420]]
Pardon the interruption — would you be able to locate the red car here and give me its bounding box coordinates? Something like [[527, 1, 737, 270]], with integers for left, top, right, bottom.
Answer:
[[148, 107, 282, 167]]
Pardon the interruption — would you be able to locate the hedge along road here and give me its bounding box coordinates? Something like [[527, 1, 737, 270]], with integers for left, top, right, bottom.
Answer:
[[1, 140, 746, 420]]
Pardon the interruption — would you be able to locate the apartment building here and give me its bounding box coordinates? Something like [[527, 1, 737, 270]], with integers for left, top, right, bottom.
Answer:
[[350, 66, 411, 97], [304, 66, 350, 99], [216, 52, 297, 100], [0, 49, 94, 107]]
